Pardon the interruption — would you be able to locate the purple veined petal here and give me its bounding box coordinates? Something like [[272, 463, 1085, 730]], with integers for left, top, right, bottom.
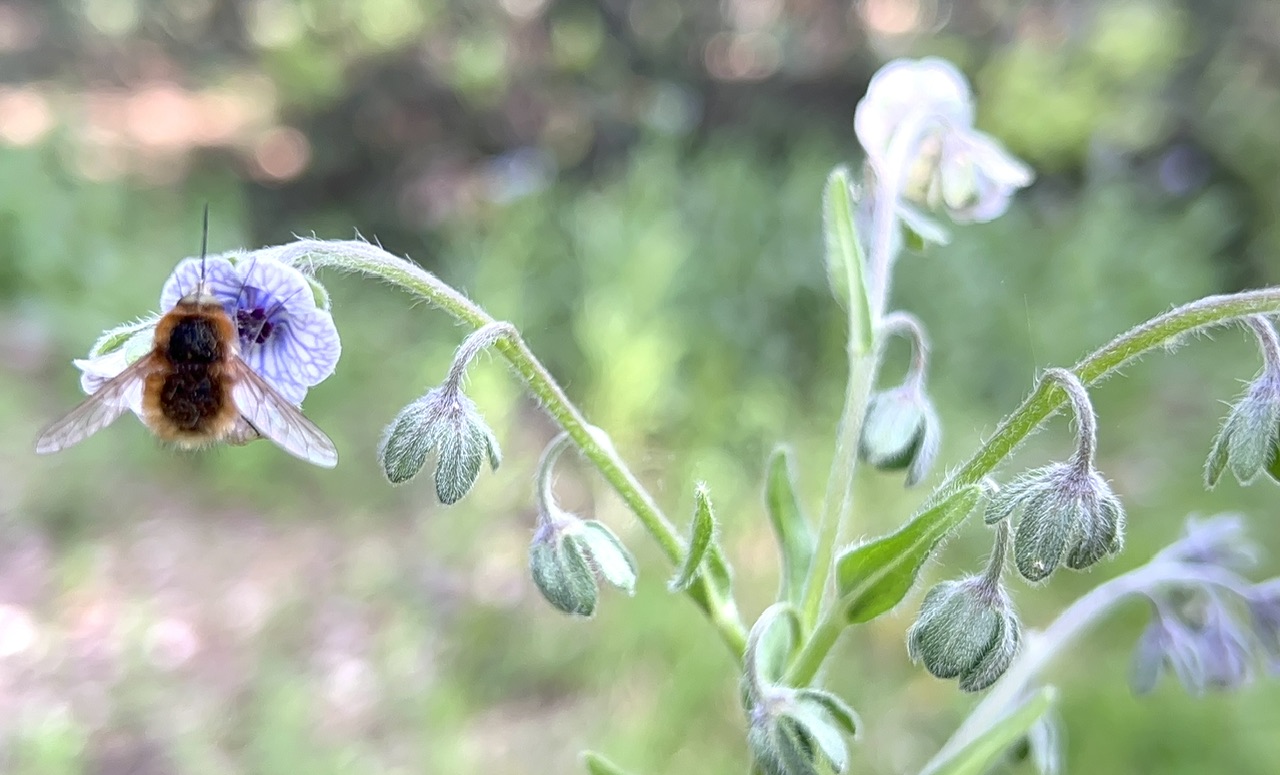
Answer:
[[160, 257, 241, 312], [233, 254, 319, 321], [274, 308, 341, 385], [239, 338, 310, 405]]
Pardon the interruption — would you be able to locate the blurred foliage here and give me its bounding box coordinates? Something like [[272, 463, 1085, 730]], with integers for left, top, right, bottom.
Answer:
[[2, 0, 1280, 773]]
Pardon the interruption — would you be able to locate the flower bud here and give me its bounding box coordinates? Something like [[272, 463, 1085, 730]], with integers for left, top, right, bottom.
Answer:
[[529, 513, 636, 618], [1204, 368, 1280, 487], [377, 385, 501, 503], [748, 687, 858, 775], [907, 575, 1020, 691], [989, 462, 1125, 582], [859, 381, 940, 486]]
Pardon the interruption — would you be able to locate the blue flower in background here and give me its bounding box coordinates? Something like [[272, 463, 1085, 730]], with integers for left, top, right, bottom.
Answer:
[[75, 252, 341, 413]]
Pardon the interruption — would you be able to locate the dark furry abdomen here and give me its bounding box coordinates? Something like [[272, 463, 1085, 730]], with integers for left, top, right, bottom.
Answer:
[[159, 368, 225, 431], [160, 316, 227, 431], [145, 307, 240, 443]]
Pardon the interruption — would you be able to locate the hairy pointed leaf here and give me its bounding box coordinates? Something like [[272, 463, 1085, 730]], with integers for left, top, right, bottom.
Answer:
[[765, 447, 816, 606], [669, 483, 717, 592], [823, 166, 873, 353], [835, 485, 981, 623]]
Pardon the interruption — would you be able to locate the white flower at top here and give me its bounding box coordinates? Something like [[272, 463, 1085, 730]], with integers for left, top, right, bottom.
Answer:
[[854, 57, 1034, 224], [75, 252, 341, 415]]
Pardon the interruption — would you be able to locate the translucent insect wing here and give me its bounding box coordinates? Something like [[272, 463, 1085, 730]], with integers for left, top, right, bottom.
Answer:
[[229, 360, 338, 468], [34, 357, 151, 454]]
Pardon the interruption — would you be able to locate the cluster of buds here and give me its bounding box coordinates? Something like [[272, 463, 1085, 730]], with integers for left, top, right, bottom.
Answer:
[[985, 369, 1125, 582]]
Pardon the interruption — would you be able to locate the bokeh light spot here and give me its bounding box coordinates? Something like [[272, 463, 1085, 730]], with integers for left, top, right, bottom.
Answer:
[[250, 126, 311, 182]]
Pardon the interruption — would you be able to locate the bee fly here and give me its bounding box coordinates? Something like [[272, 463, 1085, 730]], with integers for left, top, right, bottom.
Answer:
[[35, 208, 338, 467]]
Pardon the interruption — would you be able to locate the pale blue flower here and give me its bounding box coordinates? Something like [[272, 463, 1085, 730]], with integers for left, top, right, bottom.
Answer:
[[854, 57, 1034, 224], [74, 252, 340, 412]]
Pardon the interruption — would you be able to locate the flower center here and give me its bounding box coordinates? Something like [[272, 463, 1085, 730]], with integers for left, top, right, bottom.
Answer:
[[236, 307, 276, 345]]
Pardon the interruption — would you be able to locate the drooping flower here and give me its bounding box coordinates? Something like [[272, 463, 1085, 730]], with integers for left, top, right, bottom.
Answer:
[[1131, 596, 1257, 695], [73, 252, 341, 415], [854, 57, 1034, 224]]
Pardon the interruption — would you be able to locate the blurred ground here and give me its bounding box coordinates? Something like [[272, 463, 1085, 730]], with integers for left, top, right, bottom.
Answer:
[[2, 1, 1280, 773]]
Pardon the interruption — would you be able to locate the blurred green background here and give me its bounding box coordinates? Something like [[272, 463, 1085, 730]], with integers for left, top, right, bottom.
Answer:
[[2, 0, 1280, 772]]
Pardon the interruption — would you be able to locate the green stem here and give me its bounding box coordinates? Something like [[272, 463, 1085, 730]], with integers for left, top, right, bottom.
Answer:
[[798, 170, 892, 627], [798, 349, 880, 625], [783, 607, 845, 686], [268, 239, 748, 657], [930, 288, 1280, 503]]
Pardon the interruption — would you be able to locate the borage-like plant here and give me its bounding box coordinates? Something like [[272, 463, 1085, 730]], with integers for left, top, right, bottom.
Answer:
[[66, 57, 1280, 774]]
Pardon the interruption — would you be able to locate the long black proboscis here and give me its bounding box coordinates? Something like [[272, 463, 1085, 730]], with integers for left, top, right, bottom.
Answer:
[[199, 203, 210, 287]]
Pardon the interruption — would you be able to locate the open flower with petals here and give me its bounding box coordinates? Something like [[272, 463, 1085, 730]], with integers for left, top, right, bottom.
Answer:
[[73, 252, 340, 415], [854, 57, 1034, 224]]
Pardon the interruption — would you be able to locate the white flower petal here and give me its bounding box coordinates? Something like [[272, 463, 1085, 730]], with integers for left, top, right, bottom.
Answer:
[[855, 57, 1034, 226], [942, 133, 1036, 223], [160, 257, 240, 312], [855, 57, 974, 164], [74, 350, 145, 416], [237, 307, 340, 405]]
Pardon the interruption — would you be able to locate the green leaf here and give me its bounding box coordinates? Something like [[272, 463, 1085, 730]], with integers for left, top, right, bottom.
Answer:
[[669, 483, 717, 592], [305, 273, 332, 310], [765, 447, 816, 607], [924, 687, 1057, 775], [835, 485, 982, 623], [822, 165, 873, 354], [581, 750, 633, 775]]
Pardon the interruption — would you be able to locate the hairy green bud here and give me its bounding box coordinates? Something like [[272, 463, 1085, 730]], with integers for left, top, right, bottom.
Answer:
[[907, 575, 1020, 691], [859, 381, 940, 486], [529, 514, 636, 618], [377, 386, 501, 502]]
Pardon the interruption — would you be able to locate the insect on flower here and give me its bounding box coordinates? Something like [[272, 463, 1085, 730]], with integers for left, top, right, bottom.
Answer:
[[34, 209, 339, 467]]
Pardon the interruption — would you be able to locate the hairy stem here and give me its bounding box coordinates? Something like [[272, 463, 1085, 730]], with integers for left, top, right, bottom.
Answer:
[[799, 348, 881, 625], [799, 169, 897, 627], [268, 239, 748, 657], [1039, 367, 1097, 474], [932, 289, 1280, 503], [783, 607, 845, 686]]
